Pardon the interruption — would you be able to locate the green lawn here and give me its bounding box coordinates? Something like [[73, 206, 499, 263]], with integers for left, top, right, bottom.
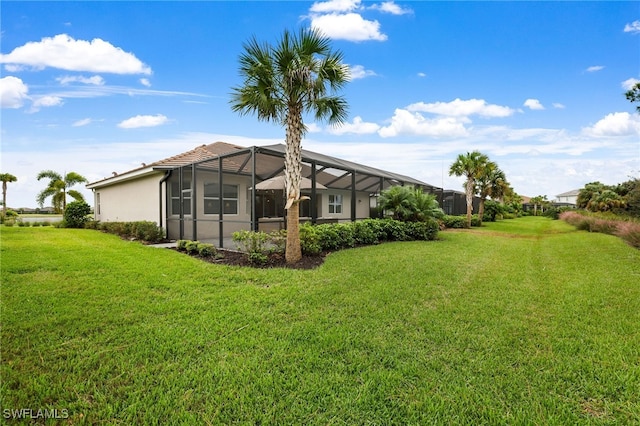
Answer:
[[1, 217, 639, 424]]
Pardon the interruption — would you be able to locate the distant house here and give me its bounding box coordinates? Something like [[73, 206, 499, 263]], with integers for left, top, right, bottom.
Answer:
[[86, 142, 440, 247], [555, 189, 580, 206]]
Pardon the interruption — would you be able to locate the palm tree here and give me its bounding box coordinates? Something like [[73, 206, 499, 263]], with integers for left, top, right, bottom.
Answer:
[[476, 162, 507, 226], [230, 28, 349, 263], [379, 185, 415, 221], [449, 151, 490, 227], [36, 170, 88, 213], [529, 195, 548, 216], [1, 173, 17, 218]]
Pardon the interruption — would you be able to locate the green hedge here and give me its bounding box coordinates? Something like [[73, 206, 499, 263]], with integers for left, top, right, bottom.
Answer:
[[300, 218, 439, 255], [92, 221, 165, 243]]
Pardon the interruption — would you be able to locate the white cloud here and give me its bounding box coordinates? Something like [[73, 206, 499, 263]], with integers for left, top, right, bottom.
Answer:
[[328, 116, 380, 135], [586, 65, 605, 73], [310, 0, 361, 13], [305, 122, 322, 133], [417, 72, 427, 78], [72, 118, 93, 127], [552, 103, 565, 109], [31, 96, 64, 110], [622, 78, 640, 90], [523, 99, 545, 110], [407, 98, 515, 118], [140, 78, 151, 87], [370, 1, 412, 15], [56, 75, 105, 86], [0, 76, 29, 108], [348, 64, 376, 80], [378, 109, 469, 138], [311, 13, 387, 41], [0, 34, 152, 74], [583, 112, 640, 137], [624, 20, 640, 33], [118, 114, 168, 129]]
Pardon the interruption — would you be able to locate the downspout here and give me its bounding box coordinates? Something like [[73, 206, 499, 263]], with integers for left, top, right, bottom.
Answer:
[[159, 170, 171, 232], [218, 156, 224, 248], [311, 161, 317, 224], [351, 170, 356, 222], [251, 146, 257, 232], [192, 164, 197, 241]]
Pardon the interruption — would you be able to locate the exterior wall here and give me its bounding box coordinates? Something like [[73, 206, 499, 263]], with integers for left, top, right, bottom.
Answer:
[[165, 171, 375, 242], [557, 195, 577, 205], [93, 173, 163, 224], [165, 170, 252, 242], [317, 189, 371, 221]]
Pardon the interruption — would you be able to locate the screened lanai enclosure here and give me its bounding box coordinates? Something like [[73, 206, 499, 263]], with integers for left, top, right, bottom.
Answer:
[[162, 144, 440, 247]]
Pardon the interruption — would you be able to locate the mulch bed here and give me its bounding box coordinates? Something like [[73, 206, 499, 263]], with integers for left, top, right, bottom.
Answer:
[[171, 248, 327, 270]]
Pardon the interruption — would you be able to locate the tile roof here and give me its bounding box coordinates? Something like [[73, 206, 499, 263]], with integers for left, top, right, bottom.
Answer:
[[87, 142, 246, 187], [555, 189, 581, 197], [152, 141, 246, 168]]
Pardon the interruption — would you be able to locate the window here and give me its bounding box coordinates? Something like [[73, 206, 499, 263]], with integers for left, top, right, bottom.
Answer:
[[170, 176, 191, 216], [328, 194, 342, 214], [204, 183, 238, 215]]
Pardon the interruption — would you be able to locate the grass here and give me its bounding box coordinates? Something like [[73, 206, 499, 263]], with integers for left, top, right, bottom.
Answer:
[[1, 217, 639, 424]]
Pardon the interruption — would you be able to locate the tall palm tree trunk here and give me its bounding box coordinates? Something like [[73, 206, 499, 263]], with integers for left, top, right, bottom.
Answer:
[[478, 199, 485, 226], [284, 107, 303, 263], [2, 182, 7, 218], [465, 178, 474, 227]]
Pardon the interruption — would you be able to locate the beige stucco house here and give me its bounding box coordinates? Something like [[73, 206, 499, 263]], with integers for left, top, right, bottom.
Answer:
[[86, 142, 439, 247], [555, 189, 580, 206]]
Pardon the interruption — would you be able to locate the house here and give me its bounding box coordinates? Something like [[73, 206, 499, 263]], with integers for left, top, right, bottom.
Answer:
[[555, 189, 580, 206], [437, 189, 481, 216], [86, 142, 441, 247]]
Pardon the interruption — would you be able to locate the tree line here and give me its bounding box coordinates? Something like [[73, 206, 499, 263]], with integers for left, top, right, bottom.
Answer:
[[0, 170, 88, 219]]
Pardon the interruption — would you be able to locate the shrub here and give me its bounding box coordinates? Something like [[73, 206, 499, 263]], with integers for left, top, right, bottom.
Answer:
[[197, 243, 216, 257], [470, 215, 482, 227], [185, 240, 200, 255], [248, 251, 268, 266], [561, 210, 640, 248], [64, 201, 91, 228], [378, 219, 408, 241], [405, 218, 439, 241], [232, 230, 273, 265], [300, 223, 321, 255], [615, 221, 640, 248], [483, 200, 503, 222], [1, 210, 18, 224], [268, 229, 287, 254], [358, 218, 387, 242], [84, 220, 100, 230], [441, 215, 467, 229], [315, 222, 358, 250], [176, 240, 189, 251], [96, 221, 165, 243], [352, 220, 378, 246], [589, 219, 619, 235], [131, 221, 165, 242], [233, 230, 269, 253], [378, 186, 444, 221]]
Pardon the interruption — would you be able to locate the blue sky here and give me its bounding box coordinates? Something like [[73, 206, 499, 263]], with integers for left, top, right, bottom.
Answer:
[[1, 0, 639, 209]]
